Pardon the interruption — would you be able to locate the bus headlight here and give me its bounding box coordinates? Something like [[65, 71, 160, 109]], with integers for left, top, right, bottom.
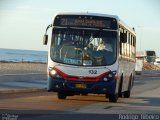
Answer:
[[103, 77, 108, 81], [49, 69, 62, 78], [50, 69, 57, 76], [108, 73, 113, 78], [101, 71, 116, 82]]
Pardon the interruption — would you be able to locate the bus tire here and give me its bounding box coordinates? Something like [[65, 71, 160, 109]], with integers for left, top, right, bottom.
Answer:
[[57, 92, 67, 99], [123, 76, 132, 98], [123, 90, 130, 98], [81, 93, 88, 96], [108, 94, 118, 103], [118, 76, 123, 97]]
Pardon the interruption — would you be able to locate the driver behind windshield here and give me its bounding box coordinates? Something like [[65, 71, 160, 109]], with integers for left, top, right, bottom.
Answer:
[[97, 38, 113, 52]]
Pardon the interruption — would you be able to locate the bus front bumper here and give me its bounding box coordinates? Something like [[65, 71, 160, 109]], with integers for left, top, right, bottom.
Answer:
[[47, 76, 116, 94]]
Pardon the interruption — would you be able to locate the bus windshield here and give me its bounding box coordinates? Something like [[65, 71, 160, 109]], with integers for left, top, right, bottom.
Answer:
[[50, 28, 117, 66]]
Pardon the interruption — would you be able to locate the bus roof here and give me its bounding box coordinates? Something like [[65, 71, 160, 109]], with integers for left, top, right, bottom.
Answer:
[[55, 12, 119, 20], [118, 19, 136, 35]]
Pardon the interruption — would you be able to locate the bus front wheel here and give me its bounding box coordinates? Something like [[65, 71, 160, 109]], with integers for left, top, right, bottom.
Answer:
[[123, 90, 131, 98], [108, 94, 118, 103], [57, 92, 67, 99]]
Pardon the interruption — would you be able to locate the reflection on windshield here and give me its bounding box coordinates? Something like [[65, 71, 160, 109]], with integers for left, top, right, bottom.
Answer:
[[50, 28, 117, 66]]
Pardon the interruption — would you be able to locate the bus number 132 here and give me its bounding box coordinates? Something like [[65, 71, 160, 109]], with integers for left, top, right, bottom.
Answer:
[[89, 70, 97, 74]]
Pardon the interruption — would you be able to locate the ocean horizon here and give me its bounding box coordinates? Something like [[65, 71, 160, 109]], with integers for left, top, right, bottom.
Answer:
[[0, 48, 47, 63]]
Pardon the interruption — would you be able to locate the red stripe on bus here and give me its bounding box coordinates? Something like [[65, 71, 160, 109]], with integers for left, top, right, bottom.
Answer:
[[54, 67, 111, 82]]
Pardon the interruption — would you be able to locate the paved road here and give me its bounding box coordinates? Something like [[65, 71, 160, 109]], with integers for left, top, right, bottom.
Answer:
[[0, 71, 160, 120], [0, 79, 46, 93]]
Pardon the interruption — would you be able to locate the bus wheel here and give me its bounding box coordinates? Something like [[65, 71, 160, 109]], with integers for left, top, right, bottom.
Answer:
[[81, 93, 88, 96], [123, 90, 130, 98], [57, 92, 67, 99], [118, 77, 123, 97], [124, 78, 132, 98], [108, 94, 118, 103]]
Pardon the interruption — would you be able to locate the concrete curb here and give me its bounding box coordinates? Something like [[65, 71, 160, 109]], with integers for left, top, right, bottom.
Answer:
[[0, 88, 46, 94]]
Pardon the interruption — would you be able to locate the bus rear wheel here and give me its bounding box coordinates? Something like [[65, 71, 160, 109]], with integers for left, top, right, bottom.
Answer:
[[108, 94, 118, 103], [81, 93, 88, 96], [123, 90, 131, 98], [124, 76, 132, 98], [123, 83, 131, 98], [57, 92, 67, 99]]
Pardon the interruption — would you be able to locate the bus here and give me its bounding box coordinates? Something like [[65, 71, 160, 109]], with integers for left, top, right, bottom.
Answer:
[[136, 50, 156, 63], [146, 50, 156, 63], [43, 12, 136, 102]]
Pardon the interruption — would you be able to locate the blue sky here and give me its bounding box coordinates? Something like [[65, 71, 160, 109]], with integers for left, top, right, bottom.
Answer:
[[0, 0, 160, 56]]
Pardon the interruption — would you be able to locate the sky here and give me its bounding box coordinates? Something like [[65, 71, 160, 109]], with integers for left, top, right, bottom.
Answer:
[[0, 0, 160, 56]]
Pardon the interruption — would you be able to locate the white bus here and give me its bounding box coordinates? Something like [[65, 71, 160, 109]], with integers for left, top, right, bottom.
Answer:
[[43, 12, 136, 102]]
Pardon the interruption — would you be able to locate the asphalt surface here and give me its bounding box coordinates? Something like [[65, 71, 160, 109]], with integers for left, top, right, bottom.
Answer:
[[0, 79, 46, 93], [0, 70, 160, 120]]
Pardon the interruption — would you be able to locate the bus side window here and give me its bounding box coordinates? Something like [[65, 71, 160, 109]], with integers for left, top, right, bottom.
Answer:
[[120, 32, 122, 55], [119, 26, 123, 55]]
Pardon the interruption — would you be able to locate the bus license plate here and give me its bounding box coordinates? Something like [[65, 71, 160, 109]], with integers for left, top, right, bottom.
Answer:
[[75, 84, 87, 89]]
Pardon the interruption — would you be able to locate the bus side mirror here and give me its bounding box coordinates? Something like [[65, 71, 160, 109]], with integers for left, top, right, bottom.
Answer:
[[120, 33, 127, 43], [43, 34, 48, 45]]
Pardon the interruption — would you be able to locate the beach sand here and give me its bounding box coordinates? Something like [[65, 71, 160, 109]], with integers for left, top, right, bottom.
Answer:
[[0, 62, 47, 82], [0, 62, 47, 75]]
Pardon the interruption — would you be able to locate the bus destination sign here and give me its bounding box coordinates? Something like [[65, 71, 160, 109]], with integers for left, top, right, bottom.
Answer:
[[54, 15, 117, 29], [60, 18, 106, 28]]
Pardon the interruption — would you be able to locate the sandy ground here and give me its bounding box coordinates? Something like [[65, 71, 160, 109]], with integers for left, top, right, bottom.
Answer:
[[0, 62, 48, 82], [0, 62, 47, 75]]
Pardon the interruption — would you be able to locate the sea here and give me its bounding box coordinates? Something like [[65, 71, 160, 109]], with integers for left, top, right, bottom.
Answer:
[[0, 48, 48, 63]]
